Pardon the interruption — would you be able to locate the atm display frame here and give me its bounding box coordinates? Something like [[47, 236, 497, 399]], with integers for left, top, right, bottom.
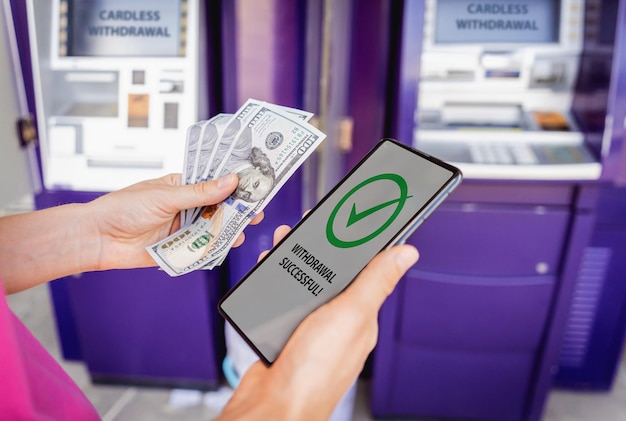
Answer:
[[51, 0, 190, 64], [422, 0, 583, 54]]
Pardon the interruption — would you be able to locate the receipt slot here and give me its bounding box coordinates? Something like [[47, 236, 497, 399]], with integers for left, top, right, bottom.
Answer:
[[14, 0, 225, 388], [369, 1, 626, 420]]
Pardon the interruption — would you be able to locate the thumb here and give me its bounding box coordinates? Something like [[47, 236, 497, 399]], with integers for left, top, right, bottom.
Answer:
[[339, 245, 418, 313], [171, 174, 238, 211]]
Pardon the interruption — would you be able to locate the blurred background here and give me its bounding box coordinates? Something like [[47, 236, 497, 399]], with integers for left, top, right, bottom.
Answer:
[[2, 0, 626, 419]]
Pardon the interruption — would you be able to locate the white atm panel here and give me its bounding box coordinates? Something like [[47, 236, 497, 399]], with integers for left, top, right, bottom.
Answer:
[[28, 0, 203, 192], [413, 0, 604, 180]]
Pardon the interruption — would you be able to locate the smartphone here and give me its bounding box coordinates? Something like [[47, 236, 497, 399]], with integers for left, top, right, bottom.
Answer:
[[218, 138, 462, 365]]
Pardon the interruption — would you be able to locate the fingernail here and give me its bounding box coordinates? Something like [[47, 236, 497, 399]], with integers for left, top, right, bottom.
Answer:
[[217, 174, 236, 189], [396, 246, 418, 271]]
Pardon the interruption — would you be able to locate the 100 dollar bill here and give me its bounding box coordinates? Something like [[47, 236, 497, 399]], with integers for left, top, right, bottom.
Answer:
[[148, 103, 325, 276]]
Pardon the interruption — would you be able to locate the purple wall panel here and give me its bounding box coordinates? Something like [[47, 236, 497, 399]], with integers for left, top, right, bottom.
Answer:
[[224, 0, 306, 283], [347, 0, 393, 165]]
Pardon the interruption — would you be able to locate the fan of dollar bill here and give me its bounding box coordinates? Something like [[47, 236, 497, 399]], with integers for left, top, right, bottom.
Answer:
[[147, 99, 326, 276]]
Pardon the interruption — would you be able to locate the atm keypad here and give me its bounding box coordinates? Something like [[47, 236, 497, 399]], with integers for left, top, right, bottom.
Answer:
[[511, 144, 539, 165]]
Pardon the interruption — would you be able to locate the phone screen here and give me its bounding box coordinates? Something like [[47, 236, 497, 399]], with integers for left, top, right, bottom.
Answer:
[[219, 139, 462, 364]]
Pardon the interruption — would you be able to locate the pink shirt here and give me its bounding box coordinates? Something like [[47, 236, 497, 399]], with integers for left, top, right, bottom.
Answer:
[[0, 283, 100, 420]]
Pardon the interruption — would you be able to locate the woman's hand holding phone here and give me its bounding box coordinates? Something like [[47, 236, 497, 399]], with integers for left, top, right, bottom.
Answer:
[[217, 224, 418, 421]]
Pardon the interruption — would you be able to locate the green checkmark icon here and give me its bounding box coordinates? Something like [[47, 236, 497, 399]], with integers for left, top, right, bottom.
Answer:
[[326, 173, 412, 248], [347, 196, 413, 228]]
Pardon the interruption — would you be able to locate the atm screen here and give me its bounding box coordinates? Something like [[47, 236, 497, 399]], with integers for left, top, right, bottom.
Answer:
[[60, 0, 186, 57], [434, 0, 561, 44]]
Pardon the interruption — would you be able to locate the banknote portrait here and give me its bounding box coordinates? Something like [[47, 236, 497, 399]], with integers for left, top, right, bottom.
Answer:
[[232, 147, 276, 202]]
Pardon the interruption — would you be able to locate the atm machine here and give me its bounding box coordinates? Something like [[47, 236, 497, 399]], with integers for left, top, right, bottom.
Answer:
[[405, 0, 603, 178], [369, 0, 626, 420], [9, 0, 225, 388]]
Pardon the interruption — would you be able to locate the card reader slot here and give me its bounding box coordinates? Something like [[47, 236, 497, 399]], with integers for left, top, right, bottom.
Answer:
[[421, 70, 476, 82]]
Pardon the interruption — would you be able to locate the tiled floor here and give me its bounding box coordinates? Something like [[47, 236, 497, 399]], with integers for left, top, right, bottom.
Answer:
[[7, 282, 626, 421]]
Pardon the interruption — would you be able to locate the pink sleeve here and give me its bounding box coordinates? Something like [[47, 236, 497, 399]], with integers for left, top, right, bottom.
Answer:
[[0, 284, 100, 420]]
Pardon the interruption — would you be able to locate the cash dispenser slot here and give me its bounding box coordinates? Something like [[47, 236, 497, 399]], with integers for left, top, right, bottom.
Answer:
[[441, 104, 523, 128], [420, 53, 477, 82], [53, 71, 119, 117]]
